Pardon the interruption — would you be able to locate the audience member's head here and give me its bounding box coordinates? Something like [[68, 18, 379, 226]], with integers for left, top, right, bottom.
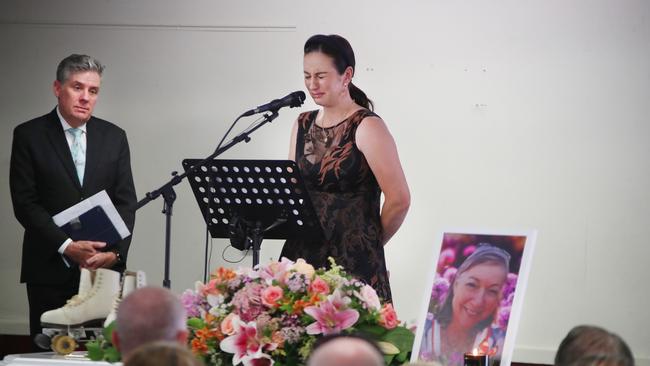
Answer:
[[124, 341, 203, 366], [307, 333, 385, 366], [113, 286, 188, 361], [555, 325, 634, 366]]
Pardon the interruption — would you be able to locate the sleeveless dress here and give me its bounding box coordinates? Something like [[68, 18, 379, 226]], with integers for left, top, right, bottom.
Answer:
[[280, 109, 392, 302]]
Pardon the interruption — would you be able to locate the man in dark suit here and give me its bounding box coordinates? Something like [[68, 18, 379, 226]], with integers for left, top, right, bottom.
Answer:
[[9, 54, 136, 348]]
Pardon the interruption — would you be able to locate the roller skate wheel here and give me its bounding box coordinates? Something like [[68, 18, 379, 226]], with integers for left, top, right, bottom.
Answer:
[[51, 334, 77, 355]]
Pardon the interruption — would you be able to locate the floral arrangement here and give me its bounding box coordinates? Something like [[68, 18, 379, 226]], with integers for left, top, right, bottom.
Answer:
[[181, 257, 414, 366]]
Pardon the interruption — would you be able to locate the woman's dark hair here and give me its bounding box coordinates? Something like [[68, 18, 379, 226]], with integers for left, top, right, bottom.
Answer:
[[304, 34, 374, 111], [555, 325, 634, 366], [436, 244, 511, 332]]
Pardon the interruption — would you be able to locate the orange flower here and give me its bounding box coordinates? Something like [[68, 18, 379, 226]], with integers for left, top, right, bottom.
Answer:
[[209, 327, 225, 341], [191, 338, 208, 355], [271, 331, 285, 347], [204, 313, 217, 325], [202, 279, 223, 296], [292, 294, 323, 315], [211, 267, 236, 282], [309, 293, 323, 305], [195, 327, 211, 340], [292, 299, 309, 315], [195, 326, 224, 342]]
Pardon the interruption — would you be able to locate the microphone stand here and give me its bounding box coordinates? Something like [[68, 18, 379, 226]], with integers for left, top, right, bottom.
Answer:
[[135, 110, 280, 288]]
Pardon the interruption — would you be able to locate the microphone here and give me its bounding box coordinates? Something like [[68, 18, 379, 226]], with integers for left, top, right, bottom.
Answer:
[[242, 91, 306, 117]]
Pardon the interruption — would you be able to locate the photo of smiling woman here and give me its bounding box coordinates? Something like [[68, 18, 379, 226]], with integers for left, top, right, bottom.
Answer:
[[417, 234, 526, 366]]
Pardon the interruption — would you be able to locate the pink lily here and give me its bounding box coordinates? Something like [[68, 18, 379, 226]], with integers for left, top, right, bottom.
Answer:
[[304, 290, 359, 335], [258, 257, 293, 284], [220, 316, 274, 366]]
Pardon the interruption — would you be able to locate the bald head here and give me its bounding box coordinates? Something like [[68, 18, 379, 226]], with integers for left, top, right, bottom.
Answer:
[[113, 287, 188, 360], [308, 335, 385, 366]]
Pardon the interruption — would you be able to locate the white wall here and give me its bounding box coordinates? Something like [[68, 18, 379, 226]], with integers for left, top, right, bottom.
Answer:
[[1, 0, 648, 364]]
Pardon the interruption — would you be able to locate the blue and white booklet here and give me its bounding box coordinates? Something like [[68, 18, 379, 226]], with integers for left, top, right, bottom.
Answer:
[[53, 190, 131, 246]]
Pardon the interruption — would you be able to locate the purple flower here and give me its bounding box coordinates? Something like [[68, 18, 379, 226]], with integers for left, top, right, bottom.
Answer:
[[497, 305, 511, 329], [180, 289, 202, 318], [285, 272, 307, 293], [228, 277, 243, 290], [280, 326, 305, 344], [431, 277, 450, 304], [502, 273, 518, 299], [443, 267, 457, 283], [500, 292, 515, 309]]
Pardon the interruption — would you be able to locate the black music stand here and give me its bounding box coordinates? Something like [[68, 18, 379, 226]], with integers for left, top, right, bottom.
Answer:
[[182, 159, 323, 267]]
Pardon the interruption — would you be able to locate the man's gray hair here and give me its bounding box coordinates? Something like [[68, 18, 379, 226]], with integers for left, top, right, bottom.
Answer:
[[56, 54, 105, 83], [116, 287, 187, 358], [555, 325, 634, 366]]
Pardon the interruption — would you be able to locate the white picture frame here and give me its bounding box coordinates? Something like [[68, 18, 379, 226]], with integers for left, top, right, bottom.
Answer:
[[411, 229, 537, 366]]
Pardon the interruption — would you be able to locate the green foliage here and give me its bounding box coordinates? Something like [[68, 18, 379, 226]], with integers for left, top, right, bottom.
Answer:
[[187, 317, 206, 329], [381, 326, 415, 365], [85, 340, 104, 361], [86, 320, 121, 363], [356, 323, 389, 338]]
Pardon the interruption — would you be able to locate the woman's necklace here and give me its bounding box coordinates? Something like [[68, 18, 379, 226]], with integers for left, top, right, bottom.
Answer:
[[312, 124, 332, 144], [312, 107, 357, 145]]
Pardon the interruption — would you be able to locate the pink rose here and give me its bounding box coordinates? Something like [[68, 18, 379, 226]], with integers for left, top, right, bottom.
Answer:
[[220, 312, 237, 335], [378, 303, 399, 329], [309, 276, 330, 295], [261, 285, 284, 307]]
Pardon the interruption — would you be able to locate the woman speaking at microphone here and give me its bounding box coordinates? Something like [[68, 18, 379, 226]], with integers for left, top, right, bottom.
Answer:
[[280, 34, 410, 302]]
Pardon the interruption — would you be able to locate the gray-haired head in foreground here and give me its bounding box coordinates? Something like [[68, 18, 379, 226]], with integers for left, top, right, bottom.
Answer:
[[56, 54, 105, 83], [124, 341, 203, 366], [555, 325, 634, 366], [115, 286, 187, 359]]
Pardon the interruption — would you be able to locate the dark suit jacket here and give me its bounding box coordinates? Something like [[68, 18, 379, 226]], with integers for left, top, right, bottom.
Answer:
[[10, 108, 136, 285]]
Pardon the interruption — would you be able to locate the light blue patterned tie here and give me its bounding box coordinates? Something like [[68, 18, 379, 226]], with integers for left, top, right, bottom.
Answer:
[[69, 128, 85, 184]]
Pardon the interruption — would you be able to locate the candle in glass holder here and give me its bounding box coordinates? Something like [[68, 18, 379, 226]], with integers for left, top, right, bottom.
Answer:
[[464, 349, 489, 366]]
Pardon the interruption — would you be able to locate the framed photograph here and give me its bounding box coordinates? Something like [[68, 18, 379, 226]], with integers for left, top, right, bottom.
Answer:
[[411, 229, 537, 366]]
